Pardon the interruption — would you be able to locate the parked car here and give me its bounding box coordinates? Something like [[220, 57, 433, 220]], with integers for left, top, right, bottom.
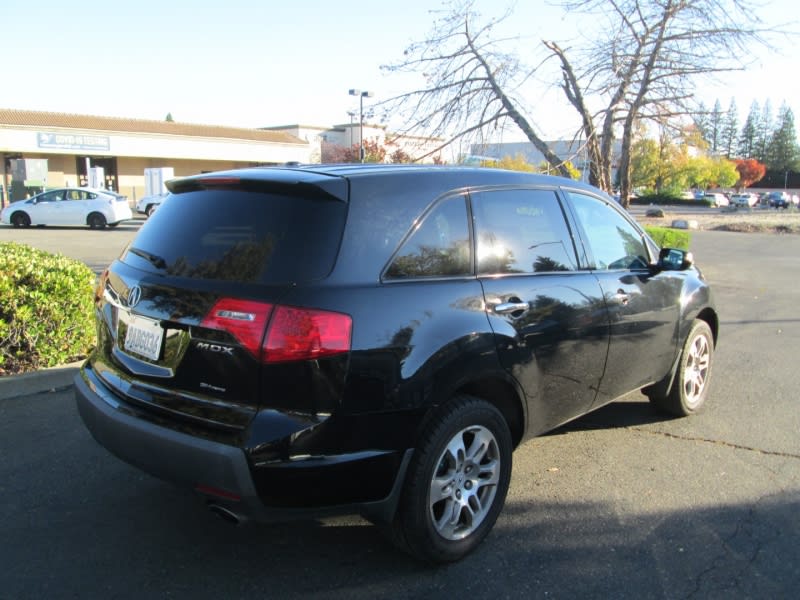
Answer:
[[767, 190, 798, 208], [730, 192, 759, 207], [703, 192, 729, 207], [1, 187, 132, 228], [75, 165, 718, 563], [135, 192, 169, 217]]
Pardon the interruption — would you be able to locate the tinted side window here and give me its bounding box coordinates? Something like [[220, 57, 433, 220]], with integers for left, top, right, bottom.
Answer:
[[472, 188, 577, 274], [567, 192, 650, 270], [385, 195, 470, 279]]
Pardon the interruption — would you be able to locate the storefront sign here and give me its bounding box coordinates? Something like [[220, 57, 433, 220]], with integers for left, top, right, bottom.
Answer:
[[37, 132, 110, 151]]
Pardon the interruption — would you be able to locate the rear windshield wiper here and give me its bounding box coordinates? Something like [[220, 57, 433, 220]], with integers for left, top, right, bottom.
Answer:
[[128, 247, 167, 270]]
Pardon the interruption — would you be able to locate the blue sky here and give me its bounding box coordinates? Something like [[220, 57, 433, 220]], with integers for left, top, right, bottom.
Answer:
[[3, 0, 798, 140]]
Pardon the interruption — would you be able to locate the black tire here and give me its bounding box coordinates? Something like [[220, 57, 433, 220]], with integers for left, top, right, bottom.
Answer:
[[11, 212, 31, 228], [88, 213, 107, 229], [390, 395, 512, 563], [649, 320, 714, 416]]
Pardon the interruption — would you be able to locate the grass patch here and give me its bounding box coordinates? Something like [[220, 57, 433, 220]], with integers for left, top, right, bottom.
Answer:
[[644, 225, 690, 249]]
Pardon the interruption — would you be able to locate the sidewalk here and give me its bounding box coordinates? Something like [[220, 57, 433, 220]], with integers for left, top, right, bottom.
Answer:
[[0, 361, 82, 401]]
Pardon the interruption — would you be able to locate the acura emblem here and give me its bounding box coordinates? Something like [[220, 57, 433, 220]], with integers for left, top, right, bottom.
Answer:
[[127, 285, 142, 308]]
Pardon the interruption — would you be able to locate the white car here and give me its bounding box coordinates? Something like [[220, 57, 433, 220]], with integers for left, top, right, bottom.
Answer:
[[730, 192, 759, 207], [703, 192, 730, 207], [135, 192, 169, 217], [1, 187, 132, 229]]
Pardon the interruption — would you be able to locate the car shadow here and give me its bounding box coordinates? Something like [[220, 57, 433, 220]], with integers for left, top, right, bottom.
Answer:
[[19, 221, 143, 231], [554, 394, 677, 434]]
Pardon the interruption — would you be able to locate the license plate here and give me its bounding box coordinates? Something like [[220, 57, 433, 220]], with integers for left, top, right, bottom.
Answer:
[[124, 314, 163, 361]]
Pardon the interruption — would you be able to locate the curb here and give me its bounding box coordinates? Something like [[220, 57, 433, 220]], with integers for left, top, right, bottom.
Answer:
[[0, 361, 83, 401]]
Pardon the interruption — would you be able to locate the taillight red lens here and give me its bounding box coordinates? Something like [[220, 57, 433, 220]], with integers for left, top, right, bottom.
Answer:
[[200, 298, 274, 358], [200, 299, 351, 363], [264, 306, 352, 363]]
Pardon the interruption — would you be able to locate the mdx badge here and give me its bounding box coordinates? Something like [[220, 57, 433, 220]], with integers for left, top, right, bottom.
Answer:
[[196, 342, 235, 356]]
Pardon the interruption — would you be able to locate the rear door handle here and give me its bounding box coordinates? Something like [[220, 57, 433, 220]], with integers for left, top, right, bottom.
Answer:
[[493, 301, 530, 315]]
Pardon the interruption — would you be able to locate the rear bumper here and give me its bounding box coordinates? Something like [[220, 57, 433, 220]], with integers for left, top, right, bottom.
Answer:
[[74, 365, 410, 524]]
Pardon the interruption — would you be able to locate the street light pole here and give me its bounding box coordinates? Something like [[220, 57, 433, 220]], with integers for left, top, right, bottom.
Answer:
[[349, 88, 374, 163]]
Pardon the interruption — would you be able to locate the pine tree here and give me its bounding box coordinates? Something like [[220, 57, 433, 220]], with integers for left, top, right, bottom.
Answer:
[[709, 100, 723, 153], [738, 101, 759, 159], [694, 102, 710, 145], [766, 103, 799, 174], [754, 100, 773, 162], [720, 99, 738, 158]]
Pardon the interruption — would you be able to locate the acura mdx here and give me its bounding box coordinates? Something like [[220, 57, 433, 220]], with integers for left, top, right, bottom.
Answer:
[[75, 164, 718, 563]]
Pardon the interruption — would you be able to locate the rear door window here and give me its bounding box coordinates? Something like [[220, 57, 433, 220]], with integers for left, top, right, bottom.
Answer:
[[122, 188, 346, 284], [471, 188, 578, 274]]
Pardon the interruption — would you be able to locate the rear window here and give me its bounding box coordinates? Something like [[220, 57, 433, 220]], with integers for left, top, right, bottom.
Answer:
[[122, 189, 346, 284]]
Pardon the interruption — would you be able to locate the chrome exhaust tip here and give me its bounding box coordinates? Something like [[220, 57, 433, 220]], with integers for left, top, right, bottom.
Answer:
[[208, 503, 247, 525]]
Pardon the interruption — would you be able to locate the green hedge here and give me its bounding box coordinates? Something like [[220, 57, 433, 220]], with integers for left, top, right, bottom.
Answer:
[[0, 242, 96, 375], [644, 225, 690, 250]]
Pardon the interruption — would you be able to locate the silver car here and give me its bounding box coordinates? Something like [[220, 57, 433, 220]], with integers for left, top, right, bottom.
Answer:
[[135, 192, 170, 217], [730, 192, 758, 207]]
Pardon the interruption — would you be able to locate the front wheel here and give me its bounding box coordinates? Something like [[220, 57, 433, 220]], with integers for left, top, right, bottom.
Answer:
[[390, 395, 512, 563], [11, 212, 31, 228], [649, 320, 714, 416]]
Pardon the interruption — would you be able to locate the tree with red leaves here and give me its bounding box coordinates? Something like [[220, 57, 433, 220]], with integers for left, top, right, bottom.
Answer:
[[734, 158, 766, 190], [322, 138, 387, 163]]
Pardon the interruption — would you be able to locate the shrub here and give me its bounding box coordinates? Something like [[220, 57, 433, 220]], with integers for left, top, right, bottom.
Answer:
[[0, 242, 95, 375], [644, 226, 690, 250]]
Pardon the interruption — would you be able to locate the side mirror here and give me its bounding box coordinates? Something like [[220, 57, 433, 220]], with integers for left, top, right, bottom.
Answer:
[[657, 247, 694, 271]]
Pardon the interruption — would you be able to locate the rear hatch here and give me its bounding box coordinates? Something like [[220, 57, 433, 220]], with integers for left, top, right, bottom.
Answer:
[[89, 170, 349, 435]]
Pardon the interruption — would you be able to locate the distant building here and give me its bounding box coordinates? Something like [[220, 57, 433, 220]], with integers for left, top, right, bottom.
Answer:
[[469, 139, 622, 182], [0, 108, 309, 205], [0, 109, 447, 207], [263, 123, 444, 163]]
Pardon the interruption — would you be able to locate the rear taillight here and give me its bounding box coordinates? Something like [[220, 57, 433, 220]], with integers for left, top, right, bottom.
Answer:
[[201, 298, 274, 358], [201, 298, 351, 363], [264, 305, 352, 363]]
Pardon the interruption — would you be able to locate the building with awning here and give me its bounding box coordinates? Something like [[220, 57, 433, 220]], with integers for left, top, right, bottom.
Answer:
[[0, 109, 310, 206]]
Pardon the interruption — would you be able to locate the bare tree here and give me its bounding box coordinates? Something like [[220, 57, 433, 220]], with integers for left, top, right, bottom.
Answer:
[[381, 0, 776, 206], [379, 3, 573, 177]]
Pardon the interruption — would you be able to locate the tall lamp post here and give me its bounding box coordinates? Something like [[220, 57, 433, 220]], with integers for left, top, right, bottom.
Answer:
[[349, 88, 374, 163]]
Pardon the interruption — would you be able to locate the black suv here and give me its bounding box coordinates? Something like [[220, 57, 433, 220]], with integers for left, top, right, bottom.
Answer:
[[75, 165, 718, 563]]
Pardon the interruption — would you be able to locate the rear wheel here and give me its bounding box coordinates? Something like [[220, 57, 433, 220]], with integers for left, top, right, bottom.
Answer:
[[88, 213, 107, 229], [649, 320, 714, 416], [11, 212, 31, 228], [389, 395, 512, 563]]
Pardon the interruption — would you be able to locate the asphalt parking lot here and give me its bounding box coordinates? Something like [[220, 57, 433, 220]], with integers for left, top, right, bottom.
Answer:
[[1, 224, 799, 598]]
